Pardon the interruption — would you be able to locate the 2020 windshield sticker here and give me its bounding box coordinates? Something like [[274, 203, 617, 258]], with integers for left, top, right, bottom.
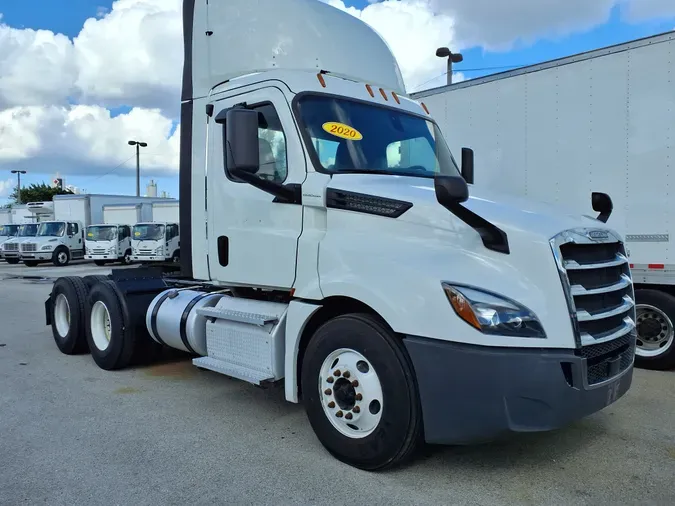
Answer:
[[322, 122, 363, 141]]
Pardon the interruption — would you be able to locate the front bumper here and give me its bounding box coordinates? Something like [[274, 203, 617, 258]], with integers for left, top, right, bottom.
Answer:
[[20, 252, 52, 261], [403, 335, 635, 445], [85, 254, 117, 260], [131, 255, 164, 262]]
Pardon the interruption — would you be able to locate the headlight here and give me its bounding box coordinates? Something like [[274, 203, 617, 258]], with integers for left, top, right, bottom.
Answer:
[[41, 245, 54, 251], [442, 283, 546, 338]]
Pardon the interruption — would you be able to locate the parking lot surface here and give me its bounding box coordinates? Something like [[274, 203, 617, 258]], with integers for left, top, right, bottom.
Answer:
[[1, 263, 674, 505]]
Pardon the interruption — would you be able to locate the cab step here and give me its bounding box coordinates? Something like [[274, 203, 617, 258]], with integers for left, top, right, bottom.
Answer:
[[191, 297, 288, 385]]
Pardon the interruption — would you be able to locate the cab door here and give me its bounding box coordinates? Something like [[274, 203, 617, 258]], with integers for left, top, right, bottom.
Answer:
[[206, 86, 305, 289]]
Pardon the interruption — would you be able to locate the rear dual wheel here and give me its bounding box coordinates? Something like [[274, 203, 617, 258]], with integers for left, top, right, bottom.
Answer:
[[301, 313, 423, 471], [635, 289, 675, 370]]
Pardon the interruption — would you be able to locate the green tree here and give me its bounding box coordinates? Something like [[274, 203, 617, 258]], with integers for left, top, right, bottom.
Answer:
[[9, 182, 74, 204]]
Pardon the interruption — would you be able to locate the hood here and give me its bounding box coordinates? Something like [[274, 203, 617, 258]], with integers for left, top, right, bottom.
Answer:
[[327, 174, 614, 242]]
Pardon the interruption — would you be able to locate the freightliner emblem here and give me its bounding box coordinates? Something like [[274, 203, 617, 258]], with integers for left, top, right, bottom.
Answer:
[[588, 230, 610, 240]]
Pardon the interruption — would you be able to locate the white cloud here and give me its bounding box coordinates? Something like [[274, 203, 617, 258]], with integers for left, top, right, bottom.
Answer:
[[1, 0, 674, 183], [0, 178, 15, 198], [0, 105, 179, 177]]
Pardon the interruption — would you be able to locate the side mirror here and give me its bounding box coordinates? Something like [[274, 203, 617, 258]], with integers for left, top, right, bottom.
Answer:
[[461, 147, 474, 185], [591, 192, 613, 223], [434, 175, 469, 206], [224, 108, 260, 175]]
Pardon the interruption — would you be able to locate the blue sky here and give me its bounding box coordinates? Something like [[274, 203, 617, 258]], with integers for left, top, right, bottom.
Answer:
[[1, 0, 674, 203]]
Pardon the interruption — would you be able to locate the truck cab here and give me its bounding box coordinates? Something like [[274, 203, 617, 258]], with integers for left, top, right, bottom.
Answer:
[[20, 220, 85, 267], [130, 222, 180, 263], [85, 224, 133, 266], [0, 224, 20, 254], [1, 223, 39, 264]]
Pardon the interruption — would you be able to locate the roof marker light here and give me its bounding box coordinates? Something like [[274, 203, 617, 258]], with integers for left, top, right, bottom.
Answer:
[[421, 102, 430, 114], [365, 84, 375, 97], [379, 88, 388, 101], [317, 73, 326, 88], [392, 91, 400, 104]]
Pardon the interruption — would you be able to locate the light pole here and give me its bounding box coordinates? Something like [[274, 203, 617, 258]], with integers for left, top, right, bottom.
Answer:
[[436, 47, 464, 85], [10, 170, 26, 204], [128, 140, 148, 196]]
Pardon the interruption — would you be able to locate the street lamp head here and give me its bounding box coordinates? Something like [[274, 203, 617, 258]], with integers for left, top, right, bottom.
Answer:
[[436, 47, 450, 58], [11, 170, 27, 174], [451, 52, 464, 63], [128, 140, 136, 146], [139, 142, 148, 147]]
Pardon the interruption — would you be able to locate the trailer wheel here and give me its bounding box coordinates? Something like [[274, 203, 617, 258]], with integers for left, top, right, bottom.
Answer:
[[52, 247, 70, 267], [300, 313, 423, 471], [49, 276, 89, 354], [85, 280, 139, 370], [634, 289, 675, 370]]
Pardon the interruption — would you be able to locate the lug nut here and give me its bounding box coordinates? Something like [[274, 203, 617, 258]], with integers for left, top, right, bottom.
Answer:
[[352, 406, 360, 413], [355, 393, 363, 401], [351, 380, 359, 387], [327, 377, 334, 383], [345, 412, 353, 420], [324, 388, 332, 395], [343, 371, 350, 378], [327, 401, 335, 408], [336, 411, 344, 418], [334, 370, 341, 377]]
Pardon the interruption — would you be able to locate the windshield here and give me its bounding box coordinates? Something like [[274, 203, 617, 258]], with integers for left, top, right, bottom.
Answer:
[[87, 226, 117, 241], [19, 224, 39, 237], [37, 222, 66, 237], [133, 224, 164, 241], [0, 224, 20, 237], [294, 94, 460, 178]]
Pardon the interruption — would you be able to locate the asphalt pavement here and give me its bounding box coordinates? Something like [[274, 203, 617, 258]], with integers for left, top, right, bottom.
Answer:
[[1, 264, 674, 505]]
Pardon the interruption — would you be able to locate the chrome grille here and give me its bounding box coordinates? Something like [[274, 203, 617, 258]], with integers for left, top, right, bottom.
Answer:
[[21, 243, 37, 252], [551, 229, 637, 347], [93, 249, 107, 254], [3, 243, 18, 252], [137, 250, 154, 256]]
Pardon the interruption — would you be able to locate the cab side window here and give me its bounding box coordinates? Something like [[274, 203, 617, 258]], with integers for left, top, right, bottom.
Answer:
[[68, 223, 79, 236], [166, 225, 178, 240], [224, 103, 288, 184]]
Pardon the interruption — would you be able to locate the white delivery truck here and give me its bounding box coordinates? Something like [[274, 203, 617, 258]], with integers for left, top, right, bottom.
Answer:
[[130, 201, 180, 263], [1, 223, 40, 264], [44, 0, 638, 471], [85, 203, 155, 266], [411, 30, 675, 371], [0, 223, 21, 255], [21, 194, 169, 267]]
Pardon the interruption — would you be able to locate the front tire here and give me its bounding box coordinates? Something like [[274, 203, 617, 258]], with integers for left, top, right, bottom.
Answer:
[[634, 289, 675, 370], [94, 260, 107, 267], [52, 247, 70, 267], [300, 313, 423, 471], [6, 258, 19, 265]]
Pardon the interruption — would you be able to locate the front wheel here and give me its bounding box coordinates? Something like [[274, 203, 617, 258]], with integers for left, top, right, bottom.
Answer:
[[5, 258, 19, 265], [300, 313, 423, 471], [52, 247, 70, 267], [94, 260, 107, 267], [634, 289, 675, 370]]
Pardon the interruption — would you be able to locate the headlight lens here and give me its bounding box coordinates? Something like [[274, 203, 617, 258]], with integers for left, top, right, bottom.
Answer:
[[442, 283, 546, 338], [41, 245, 54, 251]]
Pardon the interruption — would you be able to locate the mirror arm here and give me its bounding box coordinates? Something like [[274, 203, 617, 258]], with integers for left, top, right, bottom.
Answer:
[[230, 168, 301, 204]]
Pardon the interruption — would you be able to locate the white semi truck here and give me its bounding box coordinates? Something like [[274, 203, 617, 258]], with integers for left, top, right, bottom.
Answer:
[[44, 0, 638, 470], [21, 194, 170, 267], [411, 30, 675, 371]]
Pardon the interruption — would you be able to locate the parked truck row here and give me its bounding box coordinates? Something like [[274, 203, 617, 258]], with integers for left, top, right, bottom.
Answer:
[[42, 0, 639, 471], [0, 194, 180, 267]]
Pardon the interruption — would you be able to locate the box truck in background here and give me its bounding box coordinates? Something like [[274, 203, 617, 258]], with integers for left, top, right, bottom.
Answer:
[[85, 203, 158, 266], [21, 194, 172, 267], [411, 30, 675, 370], [130, 200, 180, 263], [1, 223, 40, 264]]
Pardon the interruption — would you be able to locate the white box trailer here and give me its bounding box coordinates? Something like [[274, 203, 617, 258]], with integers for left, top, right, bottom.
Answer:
[[411, 29, 675, 370], [150, 200, 179, 223], [102, 203, 154, 226]]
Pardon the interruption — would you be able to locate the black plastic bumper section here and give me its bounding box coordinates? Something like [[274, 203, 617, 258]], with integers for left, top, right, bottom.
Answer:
[[403, 336, 634, 445]]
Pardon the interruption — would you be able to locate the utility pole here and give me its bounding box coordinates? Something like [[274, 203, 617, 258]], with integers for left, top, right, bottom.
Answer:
[[10, 170, 27, 204], [128, 140, 148, 196], [436, 47, 464, 85]]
